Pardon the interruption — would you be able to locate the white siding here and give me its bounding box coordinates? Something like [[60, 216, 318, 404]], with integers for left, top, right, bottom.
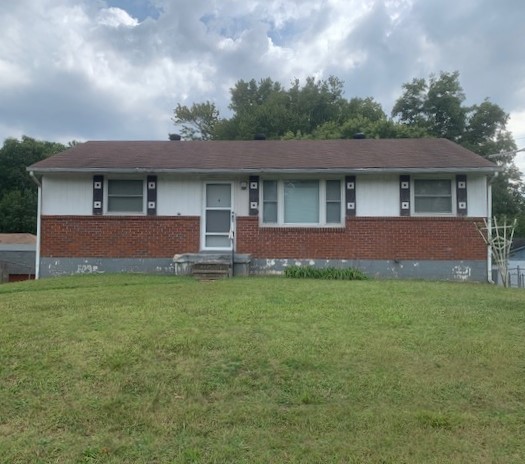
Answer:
[[40, 173, 489, 218], [156, 177, 249, 216], [157, 177, 201, 216], [41, 175, 92, 215], [233, 180, 249, 216], [356, 174, 488, 218], [356, 175, 399, 217]]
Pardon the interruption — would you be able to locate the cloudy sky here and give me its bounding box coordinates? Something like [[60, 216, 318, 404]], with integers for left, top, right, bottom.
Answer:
[[1, 0, 525, 171]]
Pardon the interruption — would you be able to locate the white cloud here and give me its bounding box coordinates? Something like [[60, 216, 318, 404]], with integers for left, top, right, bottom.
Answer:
[[98, 7, 139, 27], [0, 59, 31, 88], [0, 0, 523, 180]]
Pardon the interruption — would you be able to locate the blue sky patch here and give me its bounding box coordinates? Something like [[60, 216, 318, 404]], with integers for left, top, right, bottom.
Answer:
[[105, 0, 161, 21]]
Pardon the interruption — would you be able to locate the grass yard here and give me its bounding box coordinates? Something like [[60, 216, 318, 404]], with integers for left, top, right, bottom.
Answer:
[[0, 275, 524, 463]]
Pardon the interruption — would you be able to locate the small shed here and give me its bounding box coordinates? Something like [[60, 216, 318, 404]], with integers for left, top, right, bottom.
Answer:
[[0, 234, 36, 283]]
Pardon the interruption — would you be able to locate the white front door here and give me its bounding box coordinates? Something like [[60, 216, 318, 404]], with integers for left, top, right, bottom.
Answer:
[[204, 183, 233, 249]]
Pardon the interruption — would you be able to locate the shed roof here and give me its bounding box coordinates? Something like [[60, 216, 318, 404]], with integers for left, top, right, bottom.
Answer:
[[0, 234, 37, 245], [28, 138, 498, 174]]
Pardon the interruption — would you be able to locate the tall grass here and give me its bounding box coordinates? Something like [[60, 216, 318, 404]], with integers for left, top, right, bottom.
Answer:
[[0, 275, 524, 463], [284, 265, 368, 280]]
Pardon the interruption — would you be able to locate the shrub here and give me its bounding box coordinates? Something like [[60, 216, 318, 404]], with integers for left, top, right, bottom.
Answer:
[[284, 265, 368, 280]]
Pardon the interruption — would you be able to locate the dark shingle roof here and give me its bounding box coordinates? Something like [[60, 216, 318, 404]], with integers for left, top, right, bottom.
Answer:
[[28, 138, 498, 173]]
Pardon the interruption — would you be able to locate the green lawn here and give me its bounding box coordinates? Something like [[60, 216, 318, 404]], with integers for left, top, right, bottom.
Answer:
[[1, 275, 524, 463]]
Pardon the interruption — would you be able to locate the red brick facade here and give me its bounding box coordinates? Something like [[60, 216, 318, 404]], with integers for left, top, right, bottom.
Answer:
[[41, 216, 200, 258], [236, 216, 486, 260], [41, 215, 486, 261]]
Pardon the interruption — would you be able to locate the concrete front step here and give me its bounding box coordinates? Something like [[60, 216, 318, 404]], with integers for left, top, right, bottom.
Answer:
[[173, 253, 251, 277], [192, 262, 230, 280]]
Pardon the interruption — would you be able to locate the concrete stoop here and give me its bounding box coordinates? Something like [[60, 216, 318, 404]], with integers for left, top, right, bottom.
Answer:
[[173, 253, 251, 279]]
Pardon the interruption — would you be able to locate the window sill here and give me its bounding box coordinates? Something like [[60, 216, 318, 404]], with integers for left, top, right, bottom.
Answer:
[[103, 211, 147, 216], [260, 223, 345, 229], [412, 212, 455, 217]]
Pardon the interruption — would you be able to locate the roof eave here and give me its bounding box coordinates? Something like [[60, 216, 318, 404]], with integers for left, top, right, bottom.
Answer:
[[28, 166, 501, 175]]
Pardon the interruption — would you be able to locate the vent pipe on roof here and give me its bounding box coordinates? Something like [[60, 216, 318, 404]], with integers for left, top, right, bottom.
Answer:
[[254, 133, 266, 140], [169, 133, 181, 141], [353, 132, 365, 139]]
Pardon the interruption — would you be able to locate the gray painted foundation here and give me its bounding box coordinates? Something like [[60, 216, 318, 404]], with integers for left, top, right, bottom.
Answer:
[[250, 258, 488, 282], [40, 257, 176, 277], [40, 254, 251, 278], [40, 256, 488, 282]]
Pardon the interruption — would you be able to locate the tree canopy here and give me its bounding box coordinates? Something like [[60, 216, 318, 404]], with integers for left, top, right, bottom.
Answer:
[[0, 136, 66, 233]]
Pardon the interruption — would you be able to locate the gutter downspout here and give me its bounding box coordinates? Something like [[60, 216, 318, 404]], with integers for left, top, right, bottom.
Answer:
[[29, 171, 42, 280], [486, 174, 496, 284]]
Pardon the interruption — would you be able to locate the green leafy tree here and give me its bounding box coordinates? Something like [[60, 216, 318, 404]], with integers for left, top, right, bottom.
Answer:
[[392, 71, 466, 140], [340, 97, 387, 123], [177, 76, 352, 140], [424, 71, 466, 140], [225, 77, 301, 139], [0, 136, 66, 233], [0, 190, 38, 233], [172, 101, 219, 140], [287, 76, 346, 134]]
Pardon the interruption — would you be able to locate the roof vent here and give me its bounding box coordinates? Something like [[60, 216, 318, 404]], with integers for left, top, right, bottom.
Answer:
[[353, 132, 365, 139], [254, 133, 266, 140], [169, 133, 181, 141]]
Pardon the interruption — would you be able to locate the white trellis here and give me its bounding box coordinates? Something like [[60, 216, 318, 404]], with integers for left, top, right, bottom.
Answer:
[[477, 217, 517, 287]]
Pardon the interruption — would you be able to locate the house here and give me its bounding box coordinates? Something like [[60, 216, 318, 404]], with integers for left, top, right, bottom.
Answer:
[[510, 238, 525, 261], [0, 234, 36, 282], [27, 138, 498, 281], [506, 238, 525, 288]]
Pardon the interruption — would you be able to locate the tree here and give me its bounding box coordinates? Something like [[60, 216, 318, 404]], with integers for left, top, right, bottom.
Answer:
[[392, 71, 466, 140], [340, 97, 386, 123], [0, 136, 66, 233], [424, 71, 466, 140], [461, 100, 515, 158], [0, 190, 37, 233], [172, 101, 219, 140], [226, 78, 293, 139], [286, 76, 346, 134], [178, 76, 352, 140]]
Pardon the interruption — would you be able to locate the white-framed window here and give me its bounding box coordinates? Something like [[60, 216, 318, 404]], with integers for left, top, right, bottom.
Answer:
[[262, 178, 343, 226], [106, 179, 145, 213], [413, 178, 453, 214]]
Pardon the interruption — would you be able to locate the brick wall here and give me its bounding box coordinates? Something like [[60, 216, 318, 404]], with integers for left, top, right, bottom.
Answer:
[[41, 215, 486, 261], [236, 216, 486, 260], [41, 216, 200, 258]]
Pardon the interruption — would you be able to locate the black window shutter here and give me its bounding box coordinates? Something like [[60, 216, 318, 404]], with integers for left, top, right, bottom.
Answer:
[[400, 175, 410, 216], [345, 176, 356, 217], [147, 176, 157, 216], [249, 176, 259, 216], [93, 175, 103, 215], [456, 175, 467, 216]]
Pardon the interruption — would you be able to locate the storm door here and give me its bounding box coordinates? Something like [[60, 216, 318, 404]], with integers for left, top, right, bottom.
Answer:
[[204, 183, 233, 249]]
